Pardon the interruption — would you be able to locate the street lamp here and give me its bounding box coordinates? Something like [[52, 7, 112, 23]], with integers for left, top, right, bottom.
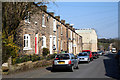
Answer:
[[57, 24, 60, 54]]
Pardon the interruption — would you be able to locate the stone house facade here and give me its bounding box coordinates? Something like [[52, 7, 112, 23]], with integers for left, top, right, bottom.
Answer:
[[16, 4, 82, 55], [75, 28, 97, 52]]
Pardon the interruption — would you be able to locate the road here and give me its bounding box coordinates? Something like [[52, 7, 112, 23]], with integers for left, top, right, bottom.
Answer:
[[3, 52, 120, 79]]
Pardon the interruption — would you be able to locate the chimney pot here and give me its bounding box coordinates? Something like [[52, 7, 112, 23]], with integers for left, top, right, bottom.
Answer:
[[55, 16, 60, 21], [49, 12, 54, 16], [40, 5, 47, 11], [61, 20, 65, 24]]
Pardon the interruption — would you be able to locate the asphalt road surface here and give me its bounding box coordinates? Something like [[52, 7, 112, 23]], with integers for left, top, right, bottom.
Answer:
[[3, 52, 120, 79]]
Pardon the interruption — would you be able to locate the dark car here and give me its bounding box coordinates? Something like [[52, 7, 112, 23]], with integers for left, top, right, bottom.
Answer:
[[52, 53, 79, 72], [92, 52, 99, 59], [115, 50, 120, 67], [82, 50, 93, 61]]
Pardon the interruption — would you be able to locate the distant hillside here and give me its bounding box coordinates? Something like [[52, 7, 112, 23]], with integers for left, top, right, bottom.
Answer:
[[98, 38, 120, 51]]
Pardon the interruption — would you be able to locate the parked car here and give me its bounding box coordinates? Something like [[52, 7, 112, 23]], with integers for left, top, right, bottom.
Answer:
[[52, 53, 79, 72], [98, 51, 103, 56], [112, 48, 117, 53], [115, 50, 120, 67], [77, 52, 90, 63], [96, 52, 99, 58], [82, 50, 93, 61], [92, 52, 99, 59]]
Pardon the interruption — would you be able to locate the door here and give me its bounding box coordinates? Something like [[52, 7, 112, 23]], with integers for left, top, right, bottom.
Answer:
[[50, 35, 53, 54], [35, 34, 38, 54]]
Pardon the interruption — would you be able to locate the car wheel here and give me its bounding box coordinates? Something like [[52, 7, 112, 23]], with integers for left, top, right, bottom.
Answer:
[[92, 58, 93, 61], [87, 58, 90, 63], [51, 67, 55, 72], [87, 60, 90, 63], [96, 56, 97, 59], [76, 64, 79, 69], [69, 66, 74, 72], [90, 58, 93, 61]]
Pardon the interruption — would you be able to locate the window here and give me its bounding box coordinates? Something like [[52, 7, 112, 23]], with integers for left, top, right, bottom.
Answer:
[[53, 19, 56, 31], [42, 14, 46, 27], [42, 36, 46, 48], [78, 37, 79, 43], [55, 54, 70, 60], [25, 12, 30, 24], [61, 26, 62, 35], [53, 36, 56, 49], [61, 40, 62, 50], [71, 30, 72, 40], [71, 54, 75, 59], [78, 53, 88, 56], [23, 34, 32, 50]]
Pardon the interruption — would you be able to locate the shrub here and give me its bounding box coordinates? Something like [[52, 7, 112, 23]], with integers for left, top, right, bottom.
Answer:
[[46, 54, 56, 60], [31, 54, 40, 62], [42, 48, 50, 56], [15, 57, 22, 64], [12, 58, 16, 65], [12, 54, 41, 64]]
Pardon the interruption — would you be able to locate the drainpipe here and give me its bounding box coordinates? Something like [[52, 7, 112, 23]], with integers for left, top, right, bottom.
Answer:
[[66, 27, 68, 53], [57, 24, 60, 54]]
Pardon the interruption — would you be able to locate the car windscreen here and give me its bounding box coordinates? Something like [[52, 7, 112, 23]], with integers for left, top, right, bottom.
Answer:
[[95, 52, 98, 54], [92, 52, 95, 54], [92, 52, 97, 54], [55, 54, 70, 60], [78, 53, 88, 56], [112, 49, 116, 51], [83, 51, 90, 54]]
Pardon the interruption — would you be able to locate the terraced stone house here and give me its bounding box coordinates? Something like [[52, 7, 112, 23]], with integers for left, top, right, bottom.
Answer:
[[16, 4, 82, 55]]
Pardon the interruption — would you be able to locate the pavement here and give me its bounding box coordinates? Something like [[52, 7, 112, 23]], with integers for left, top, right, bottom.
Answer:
[[2, 52, 120, 79]]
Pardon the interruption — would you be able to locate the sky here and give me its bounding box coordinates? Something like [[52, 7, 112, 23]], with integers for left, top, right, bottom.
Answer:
[[46, 2, 118, 39]]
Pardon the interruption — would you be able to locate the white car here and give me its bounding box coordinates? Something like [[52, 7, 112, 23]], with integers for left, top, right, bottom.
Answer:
[[52, 53, 79, 72], [112, 48, 116, 53], [77, 52, 90, 63], [98, 51, 103, 56]]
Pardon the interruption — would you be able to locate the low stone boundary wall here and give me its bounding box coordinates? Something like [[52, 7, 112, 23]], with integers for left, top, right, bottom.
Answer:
[[3, 59, 53, 74]]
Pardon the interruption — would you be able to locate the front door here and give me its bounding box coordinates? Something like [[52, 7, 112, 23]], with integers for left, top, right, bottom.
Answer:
[[50, 35, 53, 54], [35, 34, 38, 54]]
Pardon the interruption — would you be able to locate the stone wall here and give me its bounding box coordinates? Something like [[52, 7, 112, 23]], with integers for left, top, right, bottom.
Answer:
[[7, 59, 53, 74]]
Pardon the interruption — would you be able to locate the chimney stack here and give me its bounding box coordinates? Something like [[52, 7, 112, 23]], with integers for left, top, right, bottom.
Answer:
[[66, 23, 70, 28], [61, 20, 65, 24], [40, 5, 47, 11], [49, 12, 54, 16], [73, 28, 75, 32], [69, 26, 73, 30], [55, 16, 60, 21]]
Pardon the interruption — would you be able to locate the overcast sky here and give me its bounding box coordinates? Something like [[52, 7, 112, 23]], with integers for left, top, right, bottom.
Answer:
[[46, 2, 118, 39]]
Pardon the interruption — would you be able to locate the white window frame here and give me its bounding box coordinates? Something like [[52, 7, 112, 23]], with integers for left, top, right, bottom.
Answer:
[[61, 26, 62, 35], [61, 40, 62, 50], [71, 30, 72, 40], [42, 14, 46, 27], [53, 19, 56, 31], [53, 36, 56, 49], [23, 34, 32, 50], [50, 35, 53, 54], [25, 12, 30, 24], [42, 36, 46, 48]]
